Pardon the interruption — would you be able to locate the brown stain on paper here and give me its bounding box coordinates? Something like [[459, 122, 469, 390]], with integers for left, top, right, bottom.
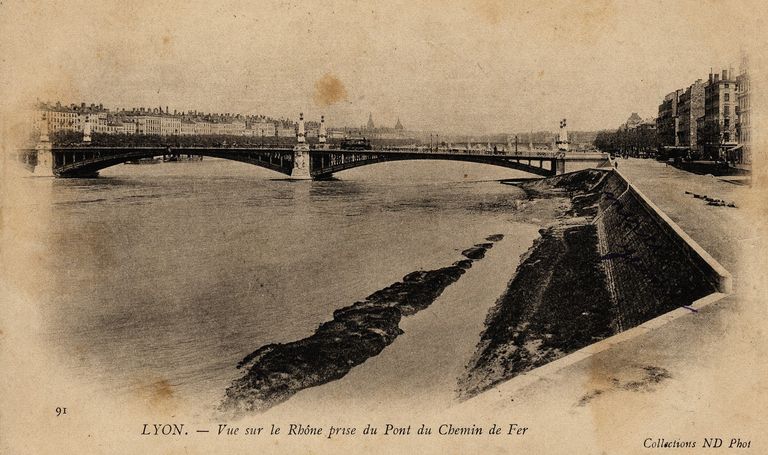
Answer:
[[473, 0, 505, 25], [313, 73, 348, 107], [578, 364, 672, 407], [136, 378, 179, 413]]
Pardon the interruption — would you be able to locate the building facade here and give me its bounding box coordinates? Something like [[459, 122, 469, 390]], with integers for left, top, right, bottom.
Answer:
[[45, 108, 79, 132], [276, 125, 296, 137], [702, 69, 739, 158], [248, 121, 276, 137], [159, 116, 182, 135], [134, 115, 162, 135], [736, 64, 751, 164], [657, 90, 682, 147], [676, 79, 705, 149], [625, 112, 643, 129]]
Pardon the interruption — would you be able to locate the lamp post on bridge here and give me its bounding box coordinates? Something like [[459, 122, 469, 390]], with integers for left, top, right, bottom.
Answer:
[[529, 131, 534, 152], [554, 118, 569, 175], [318, 115, 328, 150], [556, 118, 570, 152]]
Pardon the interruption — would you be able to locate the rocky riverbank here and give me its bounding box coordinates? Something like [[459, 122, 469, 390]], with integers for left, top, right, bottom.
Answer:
[[458, 169, 718, 399], [221, 235, 505, 414]]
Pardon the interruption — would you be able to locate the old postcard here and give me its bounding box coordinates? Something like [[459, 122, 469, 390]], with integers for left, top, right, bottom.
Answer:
[[1, 1, 766, 453]]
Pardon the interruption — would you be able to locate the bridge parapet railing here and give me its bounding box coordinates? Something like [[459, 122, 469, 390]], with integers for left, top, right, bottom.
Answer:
[[367, 147, 563, 158]]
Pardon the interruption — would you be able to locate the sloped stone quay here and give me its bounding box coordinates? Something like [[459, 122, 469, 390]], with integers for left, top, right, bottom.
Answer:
[[221, 237, 504, 414], [458, 169, 723, 399]]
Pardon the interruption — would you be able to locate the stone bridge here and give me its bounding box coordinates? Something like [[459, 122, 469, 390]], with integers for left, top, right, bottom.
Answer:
[[19, 145, 588, 179], [18, 113, 608, 179]]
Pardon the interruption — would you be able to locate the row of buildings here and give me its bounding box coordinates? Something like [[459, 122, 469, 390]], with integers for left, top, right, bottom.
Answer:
[[28, 103, 414, 142], [656, 58, 751, 164], [29, 102, 321, 139]]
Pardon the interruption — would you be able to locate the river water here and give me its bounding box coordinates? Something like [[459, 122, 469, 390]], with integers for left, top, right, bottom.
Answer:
[[32, 159, 539, 415]]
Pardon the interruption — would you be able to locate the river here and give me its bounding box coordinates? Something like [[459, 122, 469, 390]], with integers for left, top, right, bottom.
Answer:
[[29, 158, 540, 415]]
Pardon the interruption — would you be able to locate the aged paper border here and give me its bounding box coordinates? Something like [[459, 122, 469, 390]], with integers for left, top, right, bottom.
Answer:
[[2, 1, 767, 453]]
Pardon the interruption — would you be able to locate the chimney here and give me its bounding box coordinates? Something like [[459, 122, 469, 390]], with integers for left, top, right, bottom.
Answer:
[[722, 69, 728, 80]]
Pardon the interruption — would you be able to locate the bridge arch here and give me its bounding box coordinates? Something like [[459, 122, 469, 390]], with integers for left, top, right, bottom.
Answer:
[[309, 152, 556, 179], [52, 147, 295, 177]]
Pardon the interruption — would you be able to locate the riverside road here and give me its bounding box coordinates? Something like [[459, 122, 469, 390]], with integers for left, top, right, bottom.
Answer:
[[451, 157, 766, 453]]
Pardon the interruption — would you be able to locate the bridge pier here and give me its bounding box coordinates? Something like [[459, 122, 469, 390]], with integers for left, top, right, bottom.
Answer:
[[33, 113, 54, 176], [290, 112, 311, 180], [34, 140, 54, 176], [554, 157, 566, 175], [291, 146, 311, 179]]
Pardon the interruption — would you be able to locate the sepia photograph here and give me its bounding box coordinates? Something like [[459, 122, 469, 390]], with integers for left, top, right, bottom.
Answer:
[[1, 1, 766, 453]]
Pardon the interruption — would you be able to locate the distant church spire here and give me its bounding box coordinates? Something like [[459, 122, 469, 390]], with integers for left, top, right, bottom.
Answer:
[[395, 117, 403, 130], [367, 112, 375, 130]]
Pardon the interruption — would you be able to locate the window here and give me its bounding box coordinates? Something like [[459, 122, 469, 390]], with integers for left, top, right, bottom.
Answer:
[[725, 93, 730, 102], [724, 105, 730, 115]]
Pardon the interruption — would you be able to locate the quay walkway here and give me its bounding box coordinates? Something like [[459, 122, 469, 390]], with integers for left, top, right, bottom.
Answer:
[[451, 157, 766, 453]]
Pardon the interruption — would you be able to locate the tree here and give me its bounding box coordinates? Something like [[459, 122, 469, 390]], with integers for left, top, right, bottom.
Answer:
[[593, 125, 658, 158]]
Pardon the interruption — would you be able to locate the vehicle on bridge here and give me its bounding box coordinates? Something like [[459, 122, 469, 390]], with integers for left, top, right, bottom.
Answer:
[[339, 137, 372, 150]]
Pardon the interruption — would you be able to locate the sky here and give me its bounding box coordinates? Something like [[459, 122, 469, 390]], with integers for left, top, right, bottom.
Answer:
[[0, 0, 760, 134]]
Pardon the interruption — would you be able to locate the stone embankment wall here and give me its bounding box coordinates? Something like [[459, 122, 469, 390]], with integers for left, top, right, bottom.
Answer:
[[595, 170, 731, 330], [459, 169, 731, 399]]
